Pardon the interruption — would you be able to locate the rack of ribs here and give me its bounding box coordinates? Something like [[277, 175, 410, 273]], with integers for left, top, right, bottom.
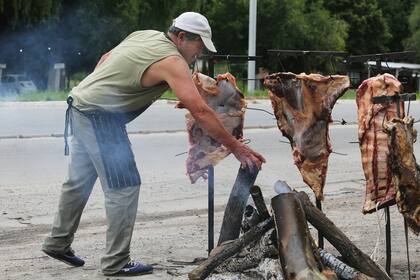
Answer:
[[356, 73, 404, 214], [178, 72, 246, 183], [384, 117, 420, 235], [264, 72, 350, 200]]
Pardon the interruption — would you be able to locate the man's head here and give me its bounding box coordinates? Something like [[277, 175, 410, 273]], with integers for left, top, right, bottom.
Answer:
[[168, 12, 216, 64]]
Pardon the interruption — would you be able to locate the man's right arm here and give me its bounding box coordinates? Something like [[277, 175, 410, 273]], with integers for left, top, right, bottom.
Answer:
[[143, 56, 265, 170]]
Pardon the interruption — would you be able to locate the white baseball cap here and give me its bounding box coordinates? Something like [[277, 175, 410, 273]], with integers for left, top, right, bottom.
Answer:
[[172, 12, 217, 53]]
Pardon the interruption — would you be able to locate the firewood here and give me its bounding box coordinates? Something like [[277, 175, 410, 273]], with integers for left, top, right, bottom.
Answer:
[[188, 218, 273, 280], [272, 192, 332, 280], [218, 166, 259, 245], [296, 191, 391, 280], [241, 204, 260, 233], [215, 228, 278, 273], [318, 248, 375, 280], [250, 185, 270, 220]]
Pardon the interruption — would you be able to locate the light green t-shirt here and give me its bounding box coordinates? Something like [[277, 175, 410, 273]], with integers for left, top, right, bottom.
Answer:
[[71, 30, 182, 113]]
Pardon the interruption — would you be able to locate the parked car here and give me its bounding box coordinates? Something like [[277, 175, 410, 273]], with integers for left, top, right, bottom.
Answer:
[[0, 74, 37, 94]]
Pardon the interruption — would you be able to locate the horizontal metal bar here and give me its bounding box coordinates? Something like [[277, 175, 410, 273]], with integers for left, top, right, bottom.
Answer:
[[372, 92, 417, 104], [346, 51, 416, 63], [267, 49, 347, 57], [201, 54, 263, 61]]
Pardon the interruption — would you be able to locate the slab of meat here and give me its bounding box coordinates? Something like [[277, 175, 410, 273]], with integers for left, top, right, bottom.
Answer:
[[264, 72, 350, 200], [356, 73, 404, 214], [384, 117, 420, 235], [178, 72, 245, 183]]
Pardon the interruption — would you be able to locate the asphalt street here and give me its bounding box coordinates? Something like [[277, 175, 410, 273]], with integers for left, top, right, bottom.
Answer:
[[2, 99, 420, 225], [0, 99, 366, 137]]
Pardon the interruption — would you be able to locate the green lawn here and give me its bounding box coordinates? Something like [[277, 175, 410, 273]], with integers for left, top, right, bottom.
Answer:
[[0, 89, 418, 102], [0, 91, 69, 101], [340, 89, 356, 99]]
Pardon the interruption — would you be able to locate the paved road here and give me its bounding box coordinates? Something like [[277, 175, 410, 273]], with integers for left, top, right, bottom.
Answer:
[[0, 99, 366, 225], [0, 99, 379, 138], [0, 125, 365, 222], [2, 99, 420, 138], [2, 99, 420, 222]]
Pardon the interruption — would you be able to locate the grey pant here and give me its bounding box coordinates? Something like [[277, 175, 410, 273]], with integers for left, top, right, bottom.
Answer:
[[42, 108, 141, 274]]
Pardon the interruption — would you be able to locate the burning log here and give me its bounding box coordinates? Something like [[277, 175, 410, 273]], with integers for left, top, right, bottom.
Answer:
[[214, 228, 278, 273], [272, 182, 334, 280], [250, 185, 270, 220], [188, 218, 273, 280], [241, 204, 261, 233], [241, 185, 270, 234], [218, 166, 259, 245], [295, 191, 391, 280], [318, 249, 374, 280], [215, 186, 276, 273]]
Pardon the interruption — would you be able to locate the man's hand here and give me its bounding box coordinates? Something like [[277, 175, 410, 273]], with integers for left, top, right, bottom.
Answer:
[[231, 143, 266, 171]]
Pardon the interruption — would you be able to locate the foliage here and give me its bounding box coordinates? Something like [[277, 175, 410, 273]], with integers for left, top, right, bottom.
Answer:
[[206, 0, 348, 73], [0, 0, 59, 31], [405, 1, 420, 58], [324, 0, 391, 54], [0, 0, 419, 89], [378, 0, 416, 52]]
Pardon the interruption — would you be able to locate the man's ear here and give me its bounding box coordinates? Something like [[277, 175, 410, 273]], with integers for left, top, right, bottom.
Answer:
[[177, 31, 186, 41]]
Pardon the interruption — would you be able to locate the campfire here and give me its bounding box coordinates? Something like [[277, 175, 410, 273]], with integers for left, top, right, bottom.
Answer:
[[188, 182, 390, 280]]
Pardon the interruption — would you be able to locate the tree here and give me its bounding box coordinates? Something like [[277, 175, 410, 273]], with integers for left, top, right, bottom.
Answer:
[[324, 0, 391, 55], [256, 0, 348, 73], [201, 0, 348, 74], [405, 1, 420, 59], [0, 0, 58, 32], [0, 0, 60, 87], [378, 0, 416, 52], [0, 0, 142, 84]]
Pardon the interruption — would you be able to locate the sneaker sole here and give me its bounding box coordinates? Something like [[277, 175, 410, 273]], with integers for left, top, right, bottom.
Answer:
[[42, 250, 84, 267], [107, 270, 153, 277]]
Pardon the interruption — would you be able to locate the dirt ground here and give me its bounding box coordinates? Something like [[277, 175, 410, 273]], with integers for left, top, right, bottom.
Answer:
[[0, 184, 418, 280]]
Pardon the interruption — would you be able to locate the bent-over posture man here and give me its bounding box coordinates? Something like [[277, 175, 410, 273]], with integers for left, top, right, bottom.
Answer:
[[42, 12, 265, 276]]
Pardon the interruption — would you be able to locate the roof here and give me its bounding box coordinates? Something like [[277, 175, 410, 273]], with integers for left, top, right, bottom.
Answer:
[[367, 61, 420, 71]]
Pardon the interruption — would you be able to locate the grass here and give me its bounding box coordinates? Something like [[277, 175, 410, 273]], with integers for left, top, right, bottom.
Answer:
[[340, 89, 356, 99], [1, 89, 418, 102], [161, 88, 270, 101], [0, 91, 69, 101]]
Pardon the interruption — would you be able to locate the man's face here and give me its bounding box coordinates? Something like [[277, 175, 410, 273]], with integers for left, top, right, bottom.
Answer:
[[177, 32, 205, 64]]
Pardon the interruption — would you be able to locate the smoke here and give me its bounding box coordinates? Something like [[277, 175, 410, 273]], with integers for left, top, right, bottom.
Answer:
[[0, 4, 131, 91]]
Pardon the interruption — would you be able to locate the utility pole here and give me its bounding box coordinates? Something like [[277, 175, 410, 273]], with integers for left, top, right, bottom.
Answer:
[[247, 0, 257, 95]]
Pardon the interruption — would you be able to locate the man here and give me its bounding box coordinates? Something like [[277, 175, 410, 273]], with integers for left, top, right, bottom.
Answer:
[[42, 12, 265, 276]]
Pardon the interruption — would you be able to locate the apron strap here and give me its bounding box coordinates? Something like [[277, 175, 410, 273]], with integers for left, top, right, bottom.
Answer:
[[64, 96, 74, 156]]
